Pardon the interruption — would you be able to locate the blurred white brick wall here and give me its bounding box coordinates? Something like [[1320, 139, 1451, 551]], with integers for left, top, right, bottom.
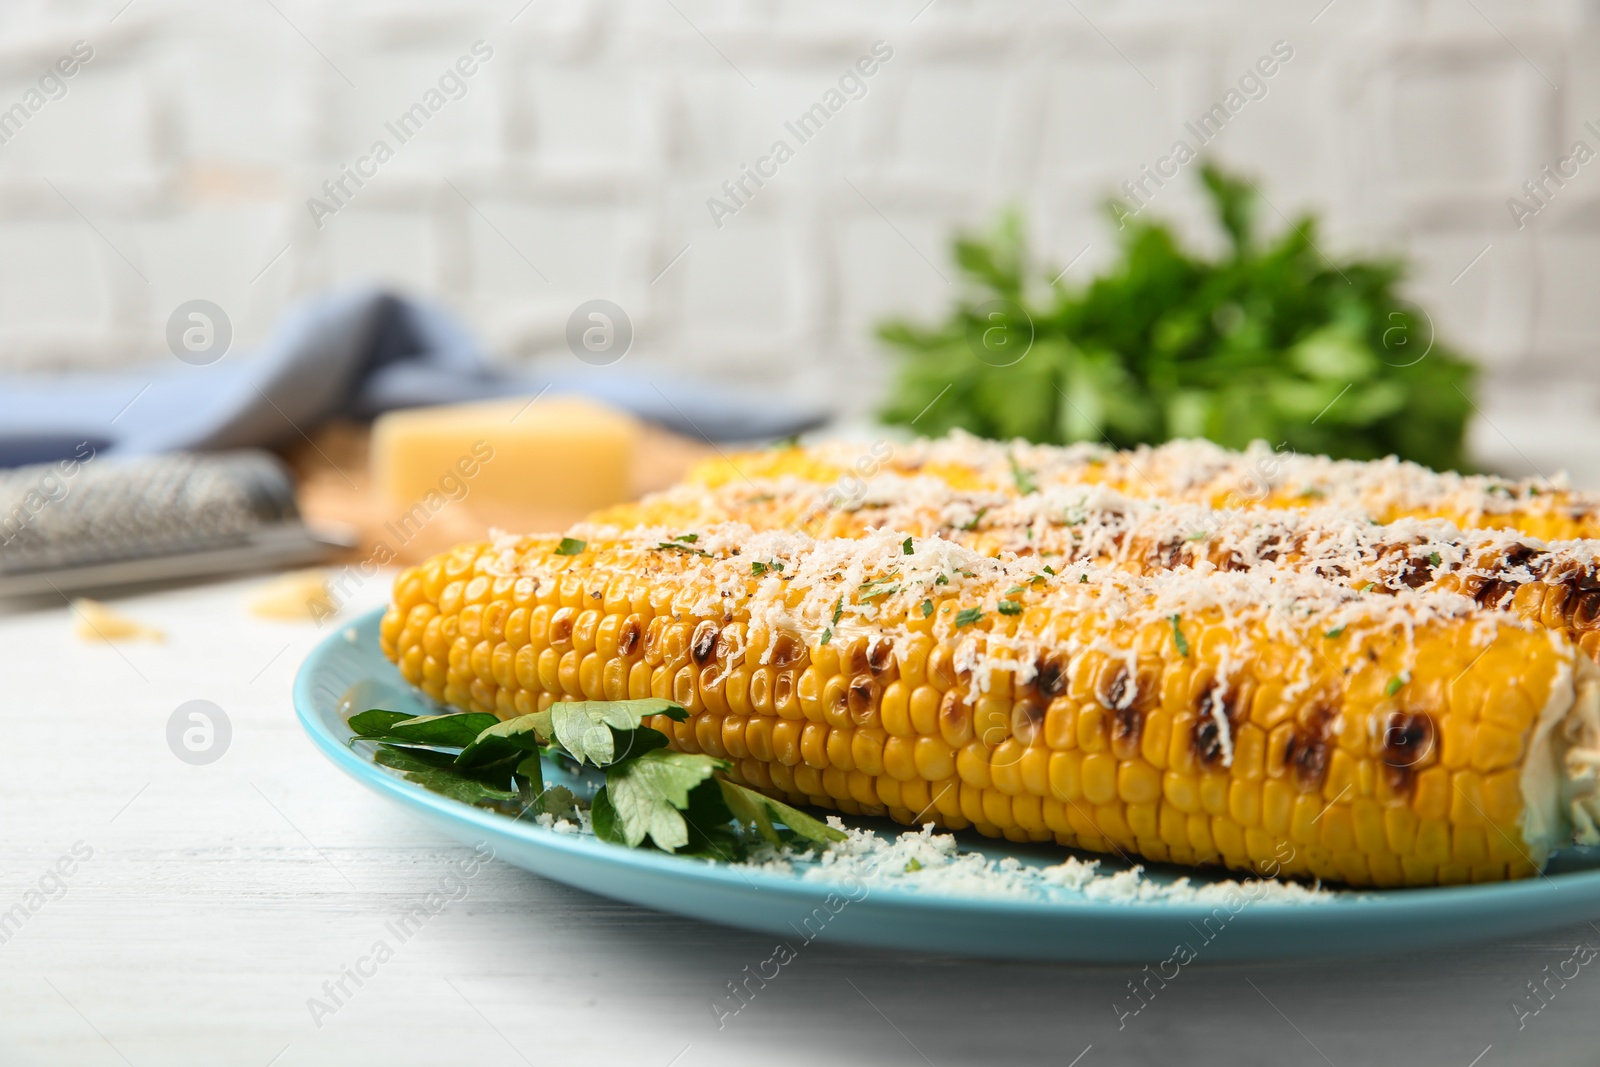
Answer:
[[1, 0, 1598, 422]]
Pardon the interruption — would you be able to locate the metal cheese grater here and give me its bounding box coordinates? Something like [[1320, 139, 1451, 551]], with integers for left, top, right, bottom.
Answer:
[[0, 449, 350, 598]]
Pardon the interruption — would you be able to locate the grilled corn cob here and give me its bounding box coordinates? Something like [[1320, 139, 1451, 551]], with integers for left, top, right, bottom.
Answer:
[[593, 476, 1600, 663], [380, 524, 1600, 887], [689, 433, 1600, 540]]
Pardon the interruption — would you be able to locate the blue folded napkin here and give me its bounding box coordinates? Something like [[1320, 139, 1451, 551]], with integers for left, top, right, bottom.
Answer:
[[0, 288, 829, 468]]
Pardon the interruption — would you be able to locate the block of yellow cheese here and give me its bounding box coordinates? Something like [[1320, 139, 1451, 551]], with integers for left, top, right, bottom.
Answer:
[[370, 396, 639, 526]]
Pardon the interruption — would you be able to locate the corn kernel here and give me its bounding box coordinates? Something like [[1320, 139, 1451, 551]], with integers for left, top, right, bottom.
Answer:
[[1048, 751, 1083, 802], [1449, 771, 1486, 826], [1228, 780, 1262, 827], [1413, 767, 1450, 821], [1470, 724, 1524, 771], [1481, 768, 1522, 823], [1078, 705, 1108, 753], [1081, 753, 1118, 805]]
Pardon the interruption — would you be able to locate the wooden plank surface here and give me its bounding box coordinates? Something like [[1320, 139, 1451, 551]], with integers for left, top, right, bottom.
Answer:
[[2, 576, 1599, 1067]]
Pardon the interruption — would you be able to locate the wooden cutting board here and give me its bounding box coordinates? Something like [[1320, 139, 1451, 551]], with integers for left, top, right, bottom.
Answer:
[[278, 420, 714, 566]]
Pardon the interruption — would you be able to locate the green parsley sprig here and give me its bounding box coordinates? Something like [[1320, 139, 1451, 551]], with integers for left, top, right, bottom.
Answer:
[[349, 701, 844, 858], [877, 163, 1477, 472]]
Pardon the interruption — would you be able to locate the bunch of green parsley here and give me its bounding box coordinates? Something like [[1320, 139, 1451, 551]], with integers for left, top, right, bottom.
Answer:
[[878, 164, 1477, 472], [350, 699, 844, 858]]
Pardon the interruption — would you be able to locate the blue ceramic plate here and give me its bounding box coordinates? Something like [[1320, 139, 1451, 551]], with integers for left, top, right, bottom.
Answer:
[[295, 608, 1600, 962]]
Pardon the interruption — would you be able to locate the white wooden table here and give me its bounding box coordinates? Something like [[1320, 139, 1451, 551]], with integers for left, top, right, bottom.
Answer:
[[2, 573, 1598, 1067]]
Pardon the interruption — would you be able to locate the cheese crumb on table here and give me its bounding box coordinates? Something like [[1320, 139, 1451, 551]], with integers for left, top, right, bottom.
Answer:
[[71, 598, 165, 642], [247, 570, 334, 621]]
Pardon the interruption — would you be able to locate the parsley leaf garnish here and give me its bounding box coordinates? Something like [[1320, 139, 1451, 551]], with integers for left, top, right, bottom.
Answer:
[[1009, 452, 1038, 494], [902, 536, 914, 555], [347, 710, 411, 737], [351, 711, 499, 748], [554, 537, 587, 555], [655, 541, 710, 557], [352, 698, 846, 860], [997, 600, 1022, 616], [548, 699, 678, 767], [598, 749, 726, 851], [457, 698, 685, 769], [955, 607, 983, 628], [373, 747, 519, 806], [1170, 614, 1189, 657], [860, 574, 900, 593], [921, 599, 934, 618], [717, 778, 845, 846]]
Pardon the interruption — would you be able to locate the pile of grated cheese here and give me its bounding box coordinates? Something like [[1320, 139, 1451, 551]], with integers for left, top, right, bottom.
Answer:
[[535, 809, 593, 835], [787, 430, 1581, 520], [613, 471, 1593, 602], [737, 820, 1337, 905]]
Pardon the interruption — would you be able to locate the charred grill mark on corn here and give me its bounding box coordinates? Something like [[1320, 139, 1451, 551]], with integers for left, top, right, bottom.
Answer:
[[1283, 719, 1332, 792], [1193, 687, 1243, 770], [691, 620, 720, 666], [380, 522, 1592, 888], [1377, 710, 1435, 794]]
